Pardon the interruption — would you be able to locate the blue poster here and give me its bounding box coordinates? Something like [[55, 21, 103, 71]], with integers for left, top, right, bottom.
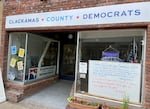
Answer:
[[11, 46, 17, 55]]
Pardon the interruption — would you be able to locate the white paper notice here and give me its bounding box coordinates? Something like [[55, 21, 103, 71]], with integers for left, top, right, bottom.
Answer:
[[79, 62, 87, 74], [0, 70, 6, 103]]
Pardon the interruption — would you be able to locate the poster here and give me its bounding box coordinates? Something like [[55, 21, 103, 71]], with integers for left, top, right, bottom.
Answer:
[[0, 70, 6, 103], [7, 71, 15, 80], [11, 46, 17, 55], [10, 58, 17, 68], [18, 48, 25, 58], [79, 62, 87, 74], [17, 61, 23, 70], [88, 60, 141, 103], [29, 68, 38, 80]]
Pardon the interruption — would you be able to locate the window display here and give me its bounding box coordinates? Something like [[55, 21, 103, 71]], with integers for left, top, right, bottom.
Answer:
[[7, 32, 59, 84], [7, 33, 26, 82], [76, 29, 145, 103]]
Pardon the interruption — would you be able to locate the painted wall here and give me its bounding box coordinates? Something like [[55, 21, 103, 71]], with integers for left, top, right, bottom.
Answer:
[[1, 0, 150, 108]]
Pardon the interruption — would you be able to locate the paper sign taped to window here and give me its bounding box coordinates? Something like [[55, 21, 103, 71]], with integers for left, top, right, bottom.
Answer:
[[79, 62, 87, 74], [17, 61, 23, 70], [18, 48, 25, 58], [10, 58, 17, 68], [11, 46, 17, 55]]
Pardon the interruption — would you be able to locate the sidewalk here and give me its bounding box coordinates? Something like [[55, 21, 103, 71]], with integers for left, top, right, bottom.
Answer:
[[0, 80, 73, 109], [0, 101, 30, 109]]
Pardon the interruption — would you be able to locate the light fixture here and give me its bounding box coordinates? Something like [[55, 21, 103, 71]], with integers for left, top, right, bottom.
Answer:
[[68, 34, 73, 39]]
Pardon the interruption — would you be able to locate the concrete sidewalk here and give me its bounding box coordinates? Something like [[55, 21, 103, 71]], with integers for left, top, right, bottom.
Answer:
[[20, 80, 73, 109], [0, 101, 30, 109], [0, 80, 73, 109]]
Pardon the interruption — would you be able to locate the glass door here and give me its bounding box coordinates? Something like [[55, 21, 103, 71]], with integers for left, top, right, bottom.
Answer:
[[61, 44, 76, 80]]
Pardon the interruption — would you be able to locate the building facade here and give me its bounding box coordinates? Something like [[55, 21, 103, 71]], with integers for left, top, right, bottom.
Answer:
[[0, 1, 2, 46], [1, 0, 150, 109]]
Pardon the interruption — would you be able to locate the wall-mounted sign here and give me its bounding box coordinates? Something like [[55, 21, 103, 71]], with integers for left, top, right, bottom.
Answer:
[[5, 2, 150, 29]]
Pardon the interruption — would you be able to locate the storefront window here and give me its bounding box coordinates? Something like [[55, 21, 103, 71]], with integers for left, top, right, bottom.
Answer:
[[76, 29, 145, 103], [7, 32, 59, 84], [7, 33, 26, 82]]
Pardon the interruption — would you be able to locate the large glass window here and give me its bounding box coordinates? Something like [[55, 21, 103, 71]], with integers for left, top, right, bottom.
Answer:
[[7, 33, 26, 82], [7, 32, 59, 84], [76, 29, 145, 103]]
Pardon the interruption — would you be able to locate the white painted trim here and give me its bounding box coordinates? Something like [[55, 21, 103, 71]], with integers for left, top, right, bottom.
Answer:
[[140, 30, 147, 104], [23, 33, 28, 84], [74, 32, 80, 94]]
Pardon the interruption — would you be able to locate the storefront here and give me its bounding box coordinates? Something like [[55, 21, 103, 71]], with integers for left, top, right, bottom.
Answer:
[[2, 1, 150, 109]]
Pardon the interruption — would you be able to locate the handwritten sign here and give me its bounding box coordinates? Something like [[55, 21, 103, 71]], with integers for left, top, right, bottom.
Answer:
[[88, 60, 141, 103], [0, 70, 6, 103]]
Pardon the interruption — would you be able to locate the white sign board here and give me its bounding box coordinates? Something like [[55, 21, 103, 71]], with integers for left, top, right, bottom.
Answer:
[[88, 60, 141, 103], [5, 2, 150, 28], [0, 70, 6, 103], [38, 66, 56, 79], [79, 62, 87, 74]]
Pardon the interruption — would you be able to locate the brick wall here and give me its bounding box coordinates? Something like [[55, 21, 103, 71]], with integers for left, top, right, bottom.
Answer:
[[1, 0, 150, 108]]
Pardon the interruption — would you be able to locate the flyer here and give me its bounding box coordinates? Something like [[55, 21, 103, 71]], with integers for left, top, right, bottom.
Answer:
[[11, 46, 17, 55], [17, 61, 23, 70], [18, 48, 25, 58], [10, 58, 17, 68]]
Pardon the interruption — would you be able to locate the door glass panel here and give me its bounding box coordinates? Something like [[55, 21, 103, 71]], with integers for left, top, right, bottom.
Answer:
[[62, 44, 76, 78]]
